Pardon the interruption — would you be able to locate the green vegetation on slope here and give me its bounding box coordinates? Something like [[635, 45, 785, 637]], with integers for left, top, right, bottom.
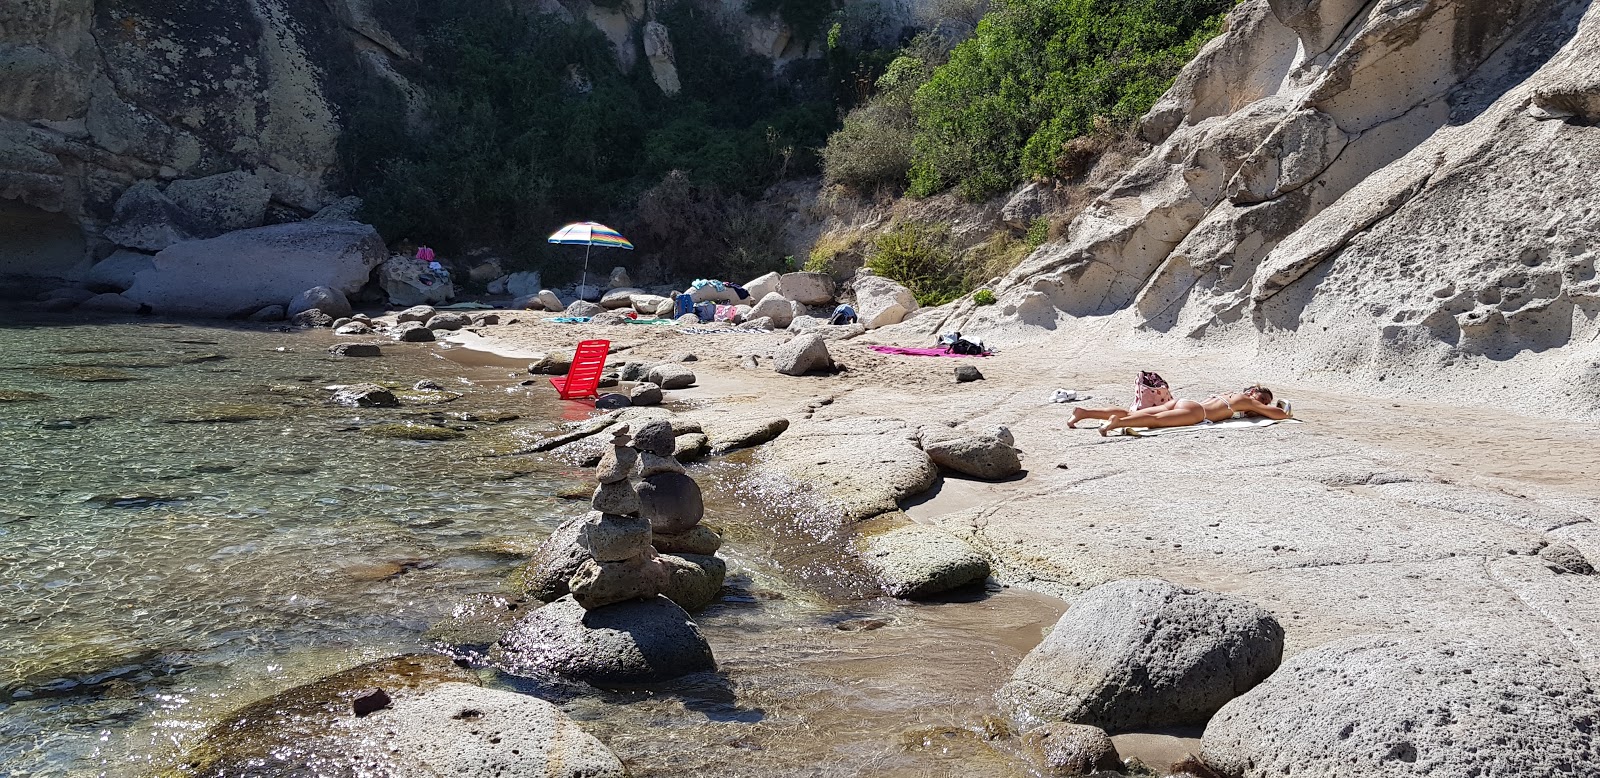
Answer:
[[909, 0, 1232, 199]]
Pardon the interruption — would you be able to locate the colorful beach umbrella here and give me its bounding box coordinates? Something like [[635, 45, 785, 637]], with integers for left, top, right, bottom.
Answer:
[[548, 222, 633, 296]]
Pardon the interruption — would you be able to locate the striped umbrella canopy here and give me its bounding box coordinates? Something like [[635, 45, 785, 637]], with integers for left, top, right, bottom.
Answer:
[[548, 222, 633, 296]]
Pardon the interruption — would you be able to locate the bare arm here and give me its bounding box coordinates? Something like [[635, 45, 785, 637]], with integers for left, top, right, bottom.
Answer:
[[1238, 396, 1291, 420]]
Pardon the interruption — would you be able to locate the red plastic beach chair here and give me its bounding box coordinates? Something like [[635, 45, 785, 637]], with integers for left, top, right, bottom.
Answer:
[[550, 339, 610, 400]]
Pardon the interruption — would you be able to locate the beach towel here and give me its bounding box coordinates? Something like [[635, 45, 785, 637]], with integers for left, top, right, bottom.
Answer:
[[868, 345, 990, 358], [1103, 417, 1303, 437], [549, 316, 592, 323], [618, 317, 676, 325]]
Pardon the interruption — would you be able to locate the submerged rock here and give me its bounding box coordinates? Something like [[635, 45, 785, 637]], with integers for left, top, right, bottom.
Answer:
[[332, 384, 398, 408], [496, 595, 715, 685], [1021, 723, 1122, 777], [363, 423, 463, 441], [1000, 579, 1284, 732], [1202, 634, 1600, 778], [327, 342, 381, 358]]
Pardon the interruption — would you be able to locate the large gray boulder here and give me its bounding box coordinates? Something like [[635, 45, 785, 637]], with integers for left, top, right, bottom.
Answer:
[[83, 250, 154, 293], [856, 521, 989, 598], [103, 182, 201, 251], [744, 271, 781, 301], [288, 285, 352, 319], [164, 171, 271, 235], [496, 595, 716, 685], [1000, 579, 1284, 732], [773, 333, 833, 376], [122, 221, 386, 318], [599, 287, 644, 309], [748, 291, 796, 328], [852, 273, 918, 329], [706, 417, 790, 455], [349, 682, 626, 777], [644, 363, 695, 389], [921, 429, 1022, 480], [565, 299, 604, 318], [777, 271, 836, 305], [1201, 634, 1600, 778], [505, 271, 542, 298]]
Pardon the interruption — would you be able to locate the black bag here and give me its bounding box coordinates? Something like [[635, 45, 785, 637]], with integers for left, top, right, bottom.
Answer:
[[947, 337, 986, 355]]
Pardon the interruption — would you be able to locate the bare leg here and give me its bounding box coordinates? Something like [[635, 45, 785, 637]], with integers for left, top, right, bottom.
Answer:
[[1068, 407, 1123, 429], [1101, 403, 1207, 436]]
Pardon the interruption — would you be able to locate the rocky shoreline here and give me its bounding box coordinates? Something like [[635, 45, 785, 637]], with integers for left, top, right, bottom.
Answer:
[[147, 300, 1600, 777]]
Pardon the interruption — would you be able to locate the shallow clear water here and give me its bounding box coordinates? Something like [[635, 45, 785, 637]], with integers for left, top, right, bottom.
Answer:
[[0, 313, 1066, 777]]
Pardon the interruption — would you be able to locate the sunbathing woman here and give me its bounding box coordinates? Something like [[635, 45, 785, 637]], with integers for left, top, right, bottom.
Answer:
[[1068, 386, 1291, 436]]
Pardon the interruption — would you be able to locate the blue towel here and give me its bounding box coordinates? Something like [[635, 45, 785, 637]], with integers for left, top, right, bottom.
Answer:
[[673, 294, 694, 318]]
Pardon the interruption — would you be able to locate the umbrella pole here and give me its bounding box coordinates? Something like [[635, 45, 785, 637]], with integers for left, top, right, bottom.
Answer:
[[581, 242, 593, 300]]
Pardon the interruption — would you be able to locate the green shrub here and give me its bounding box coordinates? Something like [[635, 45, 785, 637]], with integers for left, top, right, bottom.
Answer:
[[1025, 216, 1050, 247], [909, 0, 1233, 200], [974, 288, 997, 305], [821, 52, 938, 191], [866, 222, 966, 306]]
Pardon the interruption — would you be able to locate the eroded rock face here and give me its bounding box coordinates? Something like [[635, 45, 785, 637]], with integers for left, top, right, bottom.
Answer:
[[1000, 579, 1284, 732], [1201, 634, 1600, 777], [926, 0, 1600, 415]]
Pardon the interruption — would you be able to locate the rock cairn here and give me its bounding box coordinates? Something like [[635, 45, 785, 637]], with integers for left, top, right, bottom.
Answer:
[[568, 419, 721, 609]]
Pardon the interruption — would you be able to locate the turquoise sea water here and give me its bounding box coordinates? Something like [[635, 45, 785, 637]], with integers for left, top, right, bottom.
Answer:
[[0, 313, 1062, 778]]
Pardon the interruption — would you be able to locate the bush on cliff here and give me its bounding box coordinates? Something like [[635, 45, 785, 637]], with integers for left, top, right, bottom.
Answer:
[[907, 0, 1233, 200]]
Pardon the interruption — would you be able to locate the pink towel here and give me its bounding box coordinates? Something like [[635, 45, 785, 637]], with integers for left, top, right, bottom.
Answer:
[[868, 345, 989, 358]]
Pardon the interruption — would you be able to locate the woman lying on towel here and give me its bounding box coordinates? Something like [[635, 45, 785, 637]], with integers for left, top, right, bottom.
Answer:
[[1068, 385, 1292, 436]]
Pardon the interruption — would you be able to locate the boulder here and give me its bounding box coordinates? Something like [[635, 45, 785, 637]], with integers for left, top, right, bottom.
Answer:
[[921, 430, 1020, 480], [654, 297, 676, 317], [629, 382, 662, 406], [505, 271, 542, 298], [345, 682, 626, 777], [1540, 541, 1594, 574], [857, 522, 989, 598], [599, 287, 644, 309], [773, 333, 832, 376], [644, 363, 695, 390], [511, 515, 589, 602], [619, 362, 649, 382], [748, 291, 796, 328], [288, 286, 352, 319], [739, 316, 775, 330], [290, 309, 334, 328], [103, 182, 200, 251], [577, 513, 654, 562], [777, 271, 835, 305], [1001, 181, 1053, 229], [744, 271, 781, 301], [390, 322, 436, 342], [1020, 723, 1122, 777], [607, 266, 631, 288], [565, 300, 604, 318], [310, 196, 363, 222], [707, 417, 790, 455], [1201, 634, 1600, 778], [536, 289, 564, 311], [496, 595, 715, 685], [630, 420, 677, 457], [80, 293, 142, 314], [247, 304, 285, 322], [594, 393, 630, 410], [527, 351, 573, 375], [165, 171, 271, 235], [954, 364, 983, 383], [589, 310, 632, 326], [657, 553, 726, 612], [123, 221, 387, 317], [673, 432, 710, 462], [332, 384, 398, 408], [396, 305, 436, 323], [327, 343, 382, 358], [853, 273, 918, 329], [687, 284, 741, 304], [1000, 579, 1284, 732], [83, 250, 155, 293], [377, 256, 453, 307], [788, 315, 825, 331], [652, 525, 723, 555], [674, 313, 700, 325], [631, 294, 669, 315], [424, 312, 471, 331], [334, 321, 372, 335], [636, 472, 705, 534]]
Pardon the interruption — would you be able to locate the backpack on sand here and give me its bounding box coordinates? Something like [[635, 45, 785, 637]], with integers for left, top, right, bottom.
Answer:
[[1132, 371, 1173, 410]]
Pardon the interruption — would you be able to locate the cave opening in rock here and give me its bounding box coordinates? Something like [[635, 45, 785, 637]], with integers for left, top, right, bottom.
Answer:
[[0, 198, 86, 295]]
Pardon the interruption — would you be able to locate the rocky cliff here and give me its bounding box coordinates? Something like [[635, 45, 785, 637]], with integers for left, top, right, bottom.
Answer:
[[918, 0, 1600, 415], [0, 0, 937, 294]]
